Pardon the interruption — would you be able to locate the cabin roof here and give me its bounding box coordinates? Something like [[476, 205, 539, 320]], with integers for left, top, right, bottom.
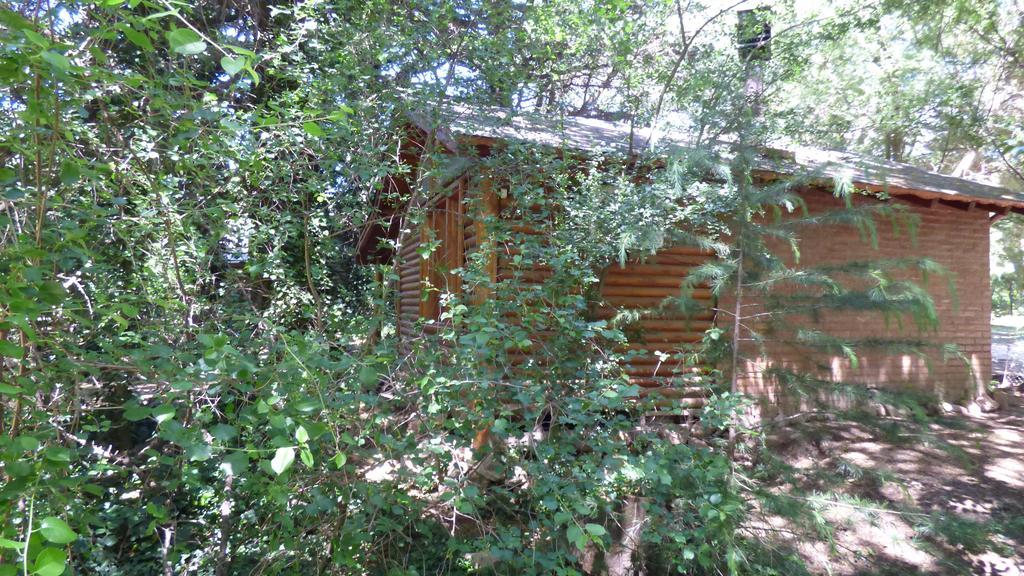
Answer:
[[357, 105, 1024, 263], [411, 105, 1024, 212]]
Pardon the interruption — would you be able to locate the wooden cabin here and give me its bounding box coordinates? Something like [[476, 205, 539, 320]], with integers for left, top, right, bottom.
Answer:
[[357, 106, 1024, 412]]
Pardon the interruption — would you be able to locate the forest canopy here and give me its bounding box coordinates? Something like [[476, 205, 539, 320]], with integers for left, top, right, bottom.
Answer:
[[1, 0, 1023, 574]]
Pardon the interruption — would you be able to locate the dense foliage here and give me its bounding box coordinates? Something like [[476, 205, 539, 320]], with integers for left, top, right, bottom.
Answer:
[[1, 0, 1022, 574]]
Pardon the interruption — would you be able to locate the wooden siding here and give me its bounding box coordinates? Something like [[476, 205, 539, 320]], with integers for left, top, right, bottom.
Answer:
[[482, 194, 717, 407], [734, 192, 992, 409], [597, 246, 716, 407], [395, 177, 476, 341], [396, 228, 422, 340], [394, 180, 716, 410]]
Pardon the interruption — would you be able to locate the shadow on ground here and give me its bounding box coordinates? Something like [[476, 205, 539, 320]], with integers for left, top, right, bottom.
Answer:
[[749, 390, 1024, 575]]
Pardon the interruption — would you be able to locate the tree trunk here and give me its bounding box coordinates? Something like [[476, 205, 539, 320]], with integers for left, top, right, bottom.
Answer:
[[604, 496, 647, 576]]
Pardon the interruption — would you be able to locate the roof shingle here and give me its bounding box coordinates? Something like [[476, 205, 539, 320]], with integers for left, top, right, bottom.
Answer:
[[417, 105, 1024, 210]]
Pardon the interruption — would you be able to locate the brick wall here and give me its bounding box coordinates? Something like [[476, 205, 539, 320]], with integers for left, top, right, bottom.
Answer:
[[735, 189, 991, 409]]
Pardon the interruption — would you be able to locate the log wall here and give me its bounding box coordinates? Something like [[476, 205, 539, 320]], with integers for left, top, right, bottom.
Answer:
[[595, 247, 716, 406], [732, 191, 991, 411], [392, 177, 991, 412], [395, 177, 472, 340]]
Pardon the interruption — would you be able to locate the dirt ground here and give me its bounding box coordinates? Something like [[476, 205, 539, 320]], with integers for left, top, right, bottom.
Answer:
[[752, 390, 1024, 575]]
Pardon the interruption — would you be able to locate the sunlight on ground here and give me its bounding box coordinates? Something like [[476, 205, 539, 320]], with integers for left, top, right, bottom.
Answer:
[[755, 395, 1024, 575]]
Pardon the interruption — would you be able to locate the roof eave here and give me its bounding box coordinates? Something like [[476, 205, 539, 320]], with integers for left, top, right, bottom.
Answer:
[[458, 131, 1024, 215]]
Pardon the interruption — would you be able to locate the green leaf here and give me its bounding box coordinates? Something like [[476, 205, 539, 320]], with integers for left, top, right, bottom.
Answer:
[[294, 425, 309, 444], [210, 423, 237, 441], [142, 8, 177, 21], [220, 451, 248, 476], [0, 7, 35, 31], [39, 517, 77, 544], [0, 538, 24, 549], [122, 28, 154, 51], [186, 443, 212, 461], [16, 435, 39, 451], [302, 121, 324, 137], [152, 404, 175, 424], [585, 523, 607, 537], [332, 452, 347, 468], [145, 502, 168, 520], [44, 446, 71, 463], [726, 545, 740, 575], [0, 383, 22, 395], [0, 340, 24, 359], [6, 460, 31, 477], [220, 55, 245, 76], [32, 547, 66, 576], [566, 525, 586, 551], [300, 447, 313, 468], [81, 484, 104, 497], [291, 398, 320, 413], [59, 161, 80, 185], [40, 51, 70, 72], [166, 28, 206, 55], [220, 117, 245, 133], [328, 104, 354, 121], [225, 44, 256, 57], [122, 401, 150, 422], [22, 29, 49, 48], [358, 365, 378, 386], [270, 446, 294, 475]]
